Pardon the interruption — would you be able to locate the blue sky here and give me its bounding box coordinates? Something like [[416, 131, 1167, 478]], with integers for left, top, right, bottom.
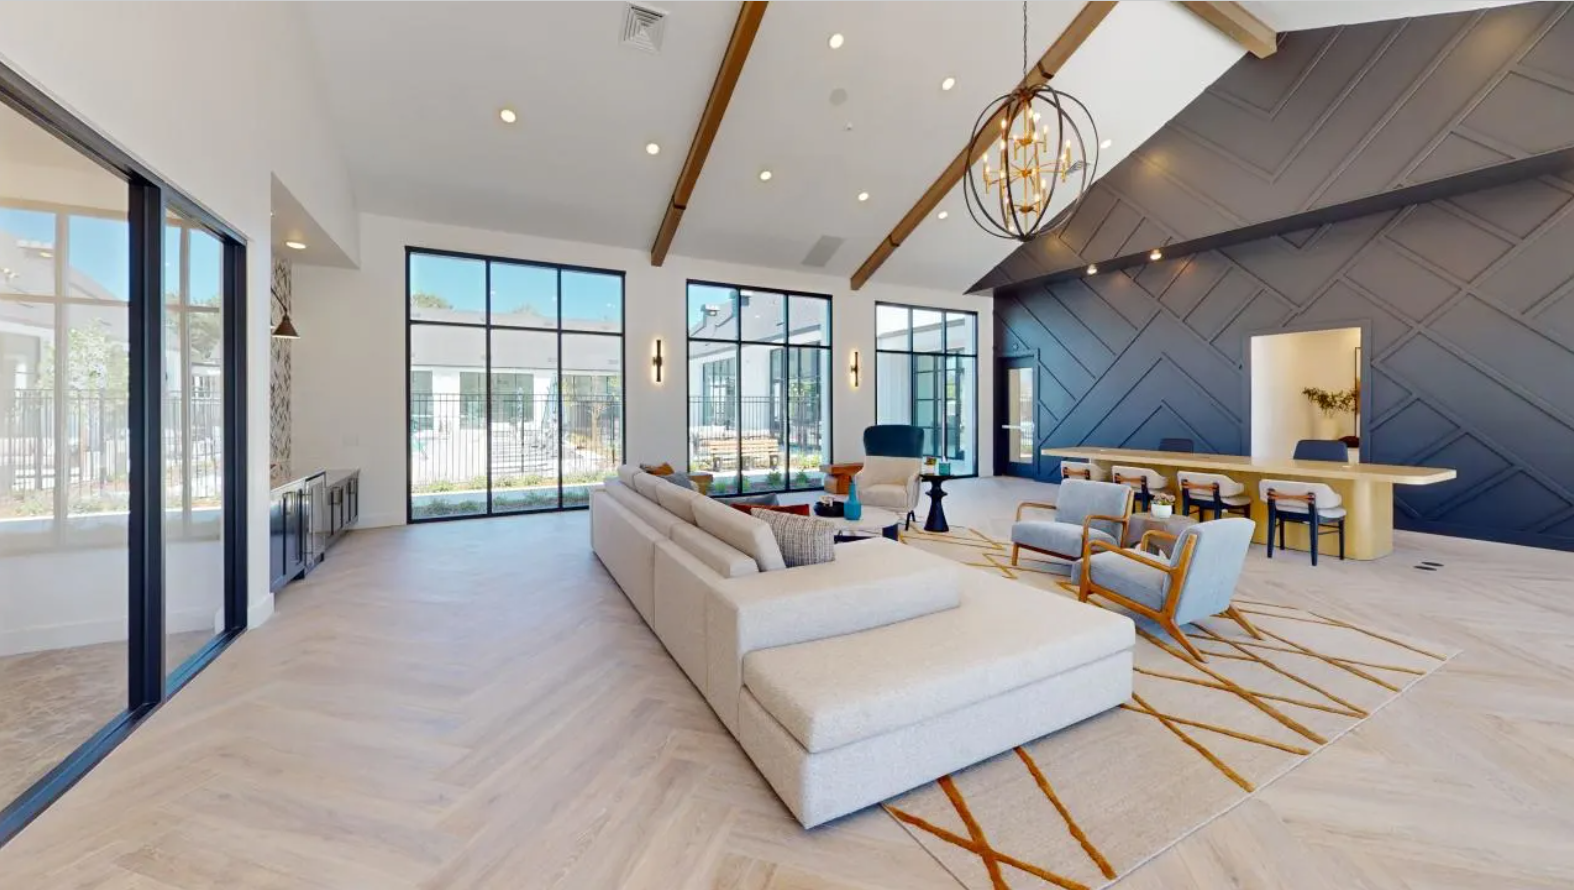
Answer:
[[0, 207, 222, 303], [410, 253, 621, 327]]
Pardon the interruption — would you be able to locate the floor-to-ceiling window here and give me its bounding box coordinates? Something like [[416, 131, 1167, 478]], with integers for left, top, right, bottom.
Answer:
[[875, 303, 978, 476], [686, 282, 830, 495], [0, 73, 246, 843], [406, 249, 624, 520]]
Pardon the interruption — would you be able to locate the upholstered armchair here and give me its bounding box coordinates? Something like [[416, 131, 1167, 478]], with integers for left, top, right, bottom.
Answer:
[[855, 425, 925, 527], [1011, 479, 1133, 566], [1071, 516, 1258, 661], [853, 455, 921, 525]]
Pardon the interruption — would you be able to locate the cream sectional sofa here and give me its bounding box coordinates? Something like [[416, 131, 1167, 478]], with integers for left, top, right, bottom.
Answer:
[[590, 466, 1134, 827]]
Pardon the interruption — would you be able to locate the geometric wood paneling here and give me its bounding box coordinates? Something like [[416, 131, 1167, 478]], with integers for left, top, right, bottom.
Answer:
[[996, 3, 1574, 551]]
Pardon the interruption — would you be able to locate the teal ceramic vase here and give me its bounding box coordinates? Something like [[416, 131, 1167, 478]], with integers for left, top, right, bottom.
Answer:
[[845, 480, 862, 521]]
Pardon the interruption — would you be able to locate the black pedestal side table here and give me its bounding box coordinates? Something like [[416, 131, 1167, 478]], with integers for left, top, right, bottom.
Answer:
[[921, 473, 957, 533]]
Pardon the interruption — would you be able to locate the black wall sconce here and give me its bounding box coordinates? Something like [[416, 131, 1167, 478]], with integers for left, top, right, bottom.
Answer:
[[850, 349, 860, 388], [652, 337, 665, 384]]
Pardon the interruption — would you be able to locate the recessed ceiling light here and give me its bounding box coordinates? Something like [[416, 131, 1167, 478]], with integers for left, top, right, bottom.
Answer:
[[498, 108, 517, 124], [286, 241, 307, 250], [941, 76, 956, 91], [1100, 138, 1112, 150], [759, 169, 773, 182], [645, 142, 660, 155], [1149, 249, 1163, 261], [828, 33, 844, 49], [857, 191, 869, 202], [1086, 264, 1098, 275], [937, 210, 949, 220]]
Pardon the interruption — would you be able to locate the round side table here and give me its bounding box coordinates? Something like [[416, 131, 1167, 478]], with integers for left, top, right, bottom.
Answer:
[[1123, 512, 1197, 556], [920, 473, 957, 533]]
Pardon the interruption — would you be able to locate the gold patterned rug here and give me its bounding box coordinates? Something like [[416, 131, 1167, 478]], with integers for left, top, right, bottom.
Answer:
[[885, 526, 1456, 890]]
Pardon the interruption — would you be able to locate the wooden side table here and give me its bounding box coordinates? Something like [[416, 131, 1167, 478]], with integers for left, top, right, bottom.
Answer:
[[820, 462, 862, 495], [686, 473, 713, 496], [1123, 512, 1197, 556]]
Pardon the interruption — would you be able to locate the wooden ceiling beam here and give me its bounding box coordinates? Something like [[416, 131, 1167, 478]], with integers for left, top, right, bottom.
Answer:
[[651, 1, 768, 266], [849, 1, 1117, 291], [1178, 1, 1277, 59]]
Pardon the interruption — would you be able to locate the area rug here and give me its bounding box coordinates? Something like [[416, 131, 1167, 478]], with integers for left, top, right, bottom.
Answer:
[[884, 526, 1457, 890]]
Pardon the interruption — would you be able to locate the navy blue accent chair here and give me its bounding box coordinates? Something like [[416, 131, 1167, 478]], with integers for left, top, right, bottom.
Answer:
[[863, 424, 925, 458], [1292, 439, 1349, 462], [1158, 437, 1195, 453]]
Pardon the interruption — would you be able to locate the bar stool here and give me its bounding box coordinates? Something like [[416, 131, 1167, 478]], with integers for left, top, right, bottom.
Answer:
[[1260, 480, 1346, 566], [1112, 465, 1168, 512], [1177, 471, 1251, 521], [1059, 460, 1107, 482]]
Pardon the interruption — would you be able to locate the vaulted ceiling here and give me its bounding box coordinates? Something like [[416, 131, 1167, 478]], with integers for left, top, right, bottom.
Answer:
[[303, 1, 1527, 293]]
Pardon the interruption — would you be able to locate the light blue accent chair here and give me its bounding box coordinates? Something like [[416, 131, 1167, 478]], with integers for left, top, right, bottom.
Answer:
[[1011, 479, 1133, 565], [1070, 516, 1259, 661]]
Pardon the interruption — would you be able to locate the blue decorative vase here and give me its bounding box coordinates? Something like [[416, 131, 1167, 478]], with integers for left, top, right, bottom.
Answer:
[[845, 480, 862, 521]]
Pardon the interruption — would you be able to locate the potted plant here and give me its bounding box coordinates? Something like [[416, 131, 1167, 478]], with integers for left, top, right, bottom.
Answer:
[[1150, 492, 1176, 519]]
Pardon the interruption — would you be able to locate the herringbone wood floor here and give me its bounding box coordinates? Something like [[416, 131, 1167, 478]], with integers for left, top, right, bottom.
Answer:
[[2, 477, 1571, 889]]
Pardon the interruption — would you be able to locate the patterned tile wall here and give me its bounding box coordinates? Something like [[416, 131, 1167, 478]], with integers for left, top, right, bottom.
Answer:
[[994, 4, 1574, 550], [270, 256, 291, 469]]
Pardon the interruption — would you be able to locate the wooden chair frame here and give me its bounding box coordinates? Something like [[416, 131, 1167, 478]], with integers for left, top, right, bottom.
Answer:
[[1011, 488, 1133, 565], [1061, 465, 1093, 481], [1180, 479, 1251, 522], [1076, 530, 1261, 662], [1265, 488, 1345, 566], [1113, 472, 1156, 512]]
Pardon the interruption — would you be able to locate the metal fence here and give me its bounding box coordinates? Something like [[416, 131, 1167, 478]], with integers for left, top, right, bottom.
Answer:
[[409, 393, 622, 491], [1, 390, 223, 516]]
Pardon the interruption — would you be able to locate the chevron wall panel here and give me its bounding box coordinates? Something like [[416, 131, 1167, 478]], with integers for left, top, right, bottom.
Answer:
[[996, 6, 1574, 550]]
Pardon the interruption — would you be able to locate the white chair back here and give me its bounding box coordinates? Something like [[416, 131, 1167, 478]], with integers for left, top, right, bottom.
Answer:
[[1112, 465, 1168, 491], [1177, 471, 1244, 499], [1059, 460, 1106, 482], [1259, 479, 1341, 512]]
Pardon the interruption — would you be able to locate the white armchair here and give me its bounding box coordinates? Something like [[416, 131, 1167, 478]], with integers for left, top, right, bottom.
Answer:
[[853, 455, 922, 527]]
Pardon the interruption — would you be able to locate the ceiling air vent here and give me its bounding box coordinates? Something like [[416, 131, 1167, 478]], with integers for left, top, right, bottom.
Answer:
[[801, 236, 845, 269], [621, 4, 667, 54]]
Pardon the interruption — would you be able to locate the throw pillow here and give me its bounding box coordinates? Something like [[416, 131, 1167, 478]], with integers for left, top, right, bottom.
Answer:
[[752, 508, 835, 568], [729, 493, 779, 507], [640, 462, 675, 476], [729, 502, 810, 517], [664, 473, 695, 490]]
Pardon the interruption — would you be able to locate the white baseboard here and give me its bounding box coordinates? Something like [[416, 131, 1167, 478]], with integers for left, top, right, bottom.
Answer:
[[247, 592, 275, 628], [0, 606, 218, 657]]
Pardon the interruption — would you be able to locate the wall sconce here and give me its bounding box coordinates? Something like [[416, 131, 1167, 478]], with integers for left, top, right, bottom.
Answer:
[[849, 349, 860, 388], [652, 338, 665, 384], [271, 292, 300, 340]]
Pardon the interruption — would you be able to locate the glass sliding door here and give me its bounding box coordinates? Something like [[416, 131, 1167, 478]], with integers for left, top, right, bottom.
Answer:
[[686, 282, 831, 496], [873, 303, 979, 476], [406, 250, 623, 521], [0, 76, 246, 842]]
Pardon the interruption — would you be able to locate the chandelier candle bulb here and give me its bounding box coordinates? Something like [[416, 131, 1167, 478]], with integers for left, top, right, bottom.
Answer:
[[1149, 248, 1163, 261]]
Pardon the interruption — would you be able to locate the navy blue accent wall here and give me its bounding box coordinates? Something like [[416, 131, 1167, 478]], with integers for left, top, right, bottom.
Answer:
[[995, 7, 1574, 550]]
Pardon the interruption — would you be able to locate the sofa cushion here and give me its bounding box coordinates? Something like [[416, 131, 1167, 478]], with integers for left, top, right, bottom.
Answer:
[[753, 509, 835, 568], [632, 471, 666, 502], [692, 496, 787, 572], [671, 523, 758, 579], [654, 478, 702, 523], [1011, 520, 1115, 557], [729, 502, 810, 517], [606, 482, 683, 537], [741, 572, 1134, 753], [617, 465, 640, 486]]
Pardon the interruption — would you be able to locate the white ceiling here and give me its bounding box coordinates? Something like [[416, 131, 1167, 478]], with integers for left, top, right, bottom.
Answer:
[[302, 0, 1530, 295], [1243, 0, 1526, 33]]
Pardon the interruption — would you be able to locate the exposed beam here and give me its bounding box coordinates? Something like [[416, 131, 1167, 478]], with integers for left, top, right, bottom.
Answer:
[[651, 1, 768, 266], [1179, 1, 1277, 59], [850, 1, 1117, 291], [987, 146, 1574, 295]]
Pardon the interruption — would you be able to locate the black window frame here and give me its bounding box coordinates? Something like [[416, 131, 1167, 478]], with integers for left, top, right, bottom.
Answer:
[[404, 246, 627, 522], [0, 62, 249, 846], [684, 280, 833, 497], [873, 302, 979, 478]]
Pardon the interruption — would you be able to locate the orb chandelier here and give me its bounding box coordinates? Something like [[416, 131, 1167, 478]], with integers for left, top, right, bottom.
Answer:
[[964, 2, 1101, 242]]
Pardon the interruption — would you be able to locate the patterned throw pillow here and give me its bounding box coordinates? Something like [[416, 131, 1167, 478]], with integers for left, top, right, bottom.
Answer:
[[752, 508, 835, 568], [640, 462, 676, 476]]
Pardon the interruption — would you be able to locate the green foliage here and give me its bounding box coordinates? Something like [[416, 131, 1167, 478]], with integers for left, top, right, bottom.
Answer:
[[412, 291, 454, 310], [1301, 385, 1359, 418]]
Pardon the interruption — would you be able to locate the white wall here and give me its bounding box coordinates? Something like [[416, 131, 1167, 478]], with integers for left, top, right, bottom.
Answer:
[[0, 2, 361, 625], [291, 213, 994, 528], [1250, 327, 1362, 460]]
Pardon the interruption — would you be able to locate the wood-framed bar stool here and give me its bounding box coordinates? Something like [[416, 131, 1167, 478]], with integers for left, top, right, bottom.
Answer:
[[1112, 465, 1168, 512], [1260, 480, 1346, 566], [1058, 459, 1107, 482], [1177, 471, 1252, 521]]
